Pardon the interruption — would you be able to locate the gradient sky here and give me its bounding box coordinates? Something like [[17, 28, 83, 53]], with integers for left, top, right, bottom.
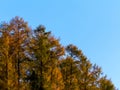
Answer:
[[0, 0, 120, 89]]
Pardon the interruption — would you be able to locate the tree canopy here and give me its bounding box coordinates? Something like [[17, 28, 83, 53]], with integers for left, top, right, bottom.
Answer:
[[0, 17, 117, 90]]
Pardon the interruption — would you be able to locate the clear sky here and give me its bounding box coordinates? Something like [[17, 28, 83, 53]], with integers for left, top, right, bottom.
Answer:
[[0, 0, 120, 89]]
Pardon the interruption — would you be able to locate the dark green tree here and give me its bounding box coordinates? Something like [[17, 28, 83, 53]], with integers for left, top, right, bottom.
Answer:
[[27, 25, 64, 90]]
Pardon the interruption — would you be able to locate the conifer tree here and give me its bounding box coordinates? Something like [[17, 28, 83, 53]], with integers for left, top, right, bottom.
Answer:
[[99, 76, 116, 90], [27, 25, 64, 90], [0, 17, 31, 90], [0, 17, 117, 90]]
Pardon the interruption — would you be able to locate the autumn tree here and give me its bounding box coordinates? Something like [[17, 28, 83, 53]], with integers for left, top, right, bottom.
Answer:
[[0, 17, 31, 90], [64, 44, 102, 90], [60, 57, 79, 90], [26, 25, 64, 90], [99, 76, 116, 90], [0, 17, 117, 90]]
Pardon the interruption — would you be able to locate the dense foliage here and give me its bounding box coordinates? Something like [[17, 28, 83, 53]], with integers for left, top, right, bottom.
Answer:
[[0, 17, 117, 90]]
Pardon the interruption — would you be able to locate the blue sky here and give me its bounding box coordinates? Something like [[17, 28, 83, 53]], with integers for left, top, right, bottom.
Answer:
[[0, 0, 120, 89]]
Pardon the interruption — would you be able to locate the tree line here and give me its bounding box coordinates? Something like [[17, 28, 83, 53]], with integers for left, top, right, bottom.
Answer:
[[0, 17, 117, 90]]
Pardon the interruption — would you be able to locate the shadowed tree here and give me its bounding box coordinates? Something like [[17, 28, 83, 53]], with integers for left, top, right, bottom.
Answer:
[[26, 25, 64, 90]]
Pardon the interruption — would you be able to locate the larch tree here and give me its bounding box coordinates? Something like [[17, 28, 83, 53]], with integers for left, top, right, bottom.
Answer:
[[60, 57, 79, 90], [0, 17, 31, 90], [0, 17, 117, 90], [99, 76, 116, 90], [26, 25, 64, 90]]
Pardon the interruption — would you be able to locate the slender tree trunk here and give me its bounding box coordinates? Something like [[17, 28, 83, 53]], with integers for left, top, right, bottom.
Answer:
[[5, 57, 8, 90], [70, 63, 72, 90], [18, 57, 20, 90], [40, 60, 43, 90], [17, 32, 20, 90]]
